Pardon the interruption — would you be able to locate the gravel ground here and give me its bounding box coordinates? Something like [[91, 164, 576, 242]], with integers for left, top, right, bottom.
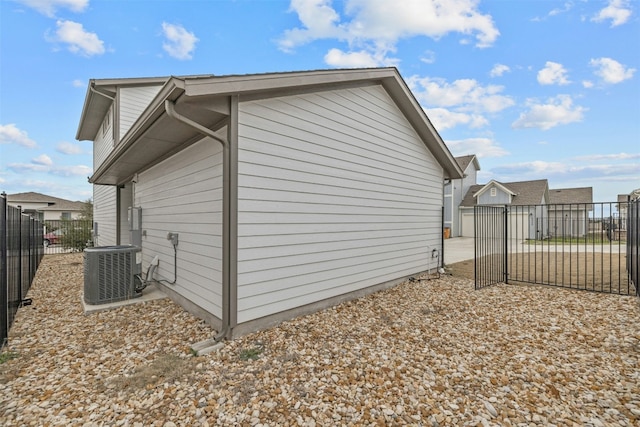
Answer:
[[1, 253, 639, 427]]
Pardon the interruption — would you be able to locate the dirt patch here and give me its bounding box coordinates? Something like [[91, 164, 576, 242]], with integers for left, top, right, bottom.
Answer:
[[445, 258, 475, 280], [447, 253, 635, 295]]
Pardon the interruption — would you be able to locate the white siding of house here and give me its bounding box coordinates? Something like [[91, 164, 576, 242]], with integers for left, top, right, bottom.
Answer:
[[119, 86, 163, 139], [93, 184, 117, 246], [236, 85, 444, 323], [135, 136, 224, 319], [119, 184, 133, 244], [94, 107, 114, 170]]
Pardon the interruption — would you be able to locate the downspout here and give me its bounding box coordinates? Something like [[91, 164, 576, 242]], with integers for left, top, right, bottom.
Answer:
[[164, 99, 233, 342]]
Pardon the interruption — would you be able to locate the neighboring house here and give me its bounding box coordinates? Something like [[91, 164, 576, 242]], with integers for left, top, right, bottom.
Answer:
[[459, 179, 550, 239], [548, 187, 593, 237], [6, 192, 86, 221], [443, 154, 480, 238], [616, 194, 632, 231], [75, 67, 463, 339]]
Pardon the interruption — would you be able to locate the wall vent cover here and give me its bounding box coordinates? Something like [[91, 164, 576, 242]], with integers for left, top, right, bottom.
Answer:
[[84, 245, 140, 305]]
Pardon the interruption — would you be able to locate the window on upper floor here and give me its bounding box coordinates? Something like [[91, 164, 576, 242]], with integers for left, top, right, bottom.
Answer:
[[490, 187, 497, 197], [102, 107, 111, 137], [61, 212, 71, 220]]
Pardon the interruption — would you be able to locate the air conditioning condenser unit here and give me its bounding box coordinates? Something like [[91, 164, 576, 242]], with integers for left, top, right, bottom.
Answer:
[[84, 245, 141, 305]]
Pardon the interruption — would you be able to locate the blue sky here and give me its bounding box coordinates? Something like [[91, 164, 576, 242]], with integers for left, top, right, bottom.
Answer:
[[1, 0, 638, 203]]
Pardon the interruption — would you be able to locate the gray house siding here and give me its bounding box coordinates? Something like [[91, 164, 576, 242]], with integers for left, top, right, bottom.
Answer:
[[477, 186, 511, 205], [134, 136, 224, 320], [118, 184, 133, 244], [235, 85, 444, 323], [119, 86, 163, 140], [93, 184, 117, 247], [444, 182, 453, 232], [93, 107, 114, 172], [77, 68, 464, 339], [444, 158, 478, 237]]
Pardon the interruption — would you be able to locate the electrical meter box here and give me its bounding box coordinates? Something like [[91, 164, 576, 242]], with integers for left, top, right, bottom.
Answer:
[[128, 207, 142, 247]]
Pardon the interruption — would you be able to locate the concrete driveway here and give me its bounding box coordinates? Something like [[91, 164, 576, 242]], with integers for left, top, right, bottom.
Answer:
[[442, 236, 627, 266], [443, 237, 475, 265]]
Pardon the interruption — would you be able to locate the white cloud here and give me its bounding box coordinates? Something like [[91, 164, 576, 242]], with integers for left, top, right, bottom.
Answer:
[[8, 161, 91, 177], [407, 75, 514, 131], [0, 123, 37, 148], [420, 50, 436, 64], [15, 0, 88, 17], [280, 0, 347, 52], [493, 160, 569, 175], [582, 80, 594, 88], [592, 0, 632, 27], [548, 2, 573, 17], [72, 79, 84, 87], [161, 22, 198, 60], [425, 108, 488, 131], [33, 154, 53, 166], [324, 48, 398, 68], [537, 61, 570, 85], [493, 160, 640, 181], [574, 152, 640, 161], [48, 20, 105, 56], [51, 164, 92, 177], [408, 76, 515, 113], [56, 141, 83, 154], [489, 63, 510, 77], [446, 137, 509, 158], [512, 95, 586, 130], [589, 57, 635, 84], [279, 0, 500, 67]]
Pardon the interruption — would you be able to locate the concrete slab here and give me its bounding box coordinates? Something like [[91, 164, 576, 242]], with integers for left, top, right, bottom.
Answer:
[[82, 282, 167, 314], [191, 339, 225, 356]]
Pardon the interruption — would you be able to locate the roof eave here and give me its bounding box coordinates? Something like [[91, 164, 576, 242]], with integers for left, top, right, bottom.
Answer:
[[88, 78, 187, 185], [88, 67, 463, 184], [76, 77, 170, 141], [183, 67, 463, 179]]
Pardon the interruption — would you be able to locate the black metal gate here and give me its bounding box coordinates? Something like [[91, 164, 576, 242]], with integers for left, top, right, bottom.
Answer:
[[475, 201, 639, 296], [474, 205, 506, 289]]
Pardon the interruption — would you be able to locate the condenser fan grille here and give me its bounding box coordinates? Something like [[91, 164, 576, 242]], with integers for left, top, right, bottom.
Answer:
[[84, 246, 140, 305]]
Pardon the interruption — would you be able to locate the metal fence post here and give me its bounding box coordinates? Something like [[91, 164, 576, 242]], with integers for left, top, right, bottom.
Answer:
[[441, 206, 445, 269], [504, 205, 509, 285], [1, 193, 7, 347], [17, 205, 22, 303]]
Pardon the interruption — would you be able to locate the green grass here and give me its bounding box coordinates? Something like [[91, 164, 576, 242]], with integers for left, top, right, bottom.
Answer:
[[0, 351, 18, 364], [527, 236, 626, 245], [239, 346, 263, 361]]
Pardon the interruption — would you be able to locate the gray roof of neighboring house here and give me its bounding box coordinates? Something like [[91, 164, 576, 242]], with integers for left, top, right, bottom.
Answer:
[[549, 187, 593, 204], [460, 179, 549, 207], [454, 154, 480, 174], [7, 192, 86, 211]]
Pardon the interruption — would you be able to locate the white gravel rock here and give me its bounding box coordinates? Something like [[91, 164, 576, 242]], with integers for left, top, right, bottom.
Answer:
[[1, 253, 639, 426]]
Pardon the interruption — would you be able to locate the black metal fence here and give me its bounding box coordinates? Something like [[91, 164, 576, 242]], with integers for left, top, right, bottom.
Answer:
[[43, 219, 93, 255], [474, 205, 506, 290], [1, 193, 45, 349], [475, 201, 638, 296]]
